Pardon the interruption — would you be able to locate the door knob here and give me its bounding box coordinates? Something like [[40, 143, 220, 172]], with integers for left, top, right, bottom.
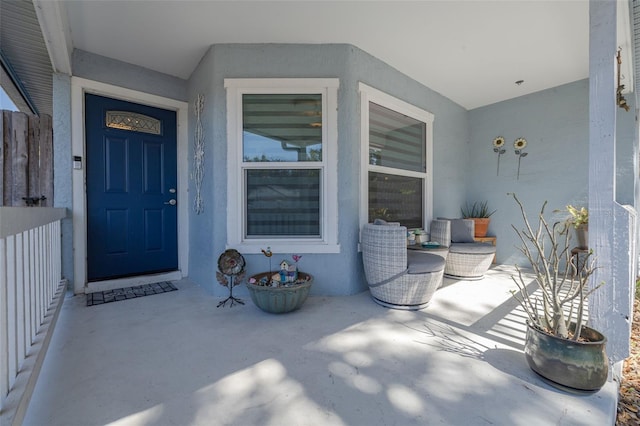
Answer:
[[165, 199, 177, 206]]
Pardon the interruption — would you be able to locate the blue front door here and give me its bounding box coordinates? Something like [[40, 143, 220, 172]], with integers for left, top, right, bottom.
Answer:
[[85, 94, 178, 281]]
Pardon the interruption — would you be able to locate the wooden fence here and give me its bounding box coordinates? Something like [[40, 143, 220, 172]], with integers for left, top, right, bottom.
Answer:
[[0, 111, 53, 207]]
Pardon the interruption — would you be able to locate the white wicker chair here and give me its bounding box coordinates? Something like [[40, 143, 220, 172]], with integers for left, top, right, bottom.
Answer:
[[430, 219, 496, 280], [361, 223, 445, 310]]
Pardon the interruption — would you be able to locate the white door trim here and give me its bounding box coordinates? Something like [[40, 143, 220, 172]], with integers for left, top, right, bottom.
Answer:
[[71, 77, 189, 294]]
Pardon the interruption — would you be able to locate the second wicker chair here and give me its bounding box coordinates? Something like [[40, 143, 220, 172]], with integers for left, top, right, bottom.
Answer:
[[430, 219, 496, 280]]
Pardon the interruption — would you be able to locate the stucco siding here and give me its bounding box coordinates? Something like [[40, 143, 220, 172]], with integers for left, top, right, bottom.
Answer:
[[52, 73, 74, 286], [72, 49, 188, 102], [56, 44, 636, 297], [468, 80, 591, 266], [187, 44, 468, 296], [468, 79, 636, 267]]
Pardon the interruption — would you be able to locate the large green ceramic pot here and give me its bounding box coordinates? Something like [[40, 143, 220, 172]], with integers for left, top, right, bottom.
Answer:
[[525, 322, 608, 392], [246, 272, 313, 314]]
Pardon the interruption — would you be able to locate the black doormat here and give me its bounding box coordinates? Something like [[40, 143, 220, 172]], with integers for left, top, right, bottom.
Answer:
[[86, 282, 178, 306]]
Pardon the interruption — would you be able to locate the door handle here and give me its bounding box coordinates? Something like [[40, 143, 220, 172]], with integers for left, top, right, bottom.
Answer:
[[165, 199, 177, 206]]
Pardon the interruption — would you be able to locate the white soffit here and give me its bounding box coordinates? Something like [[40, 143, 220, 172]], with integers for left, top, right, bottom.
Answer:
[[0, 0, 53, 116], [33, 0, 73, 75], [62, 0, 591, 109]]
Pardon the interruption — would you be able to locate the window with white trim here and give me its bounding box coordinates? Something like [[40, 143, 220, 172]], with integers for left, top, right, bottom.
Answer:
[[359, 83, 434, 230], [225, 79, 340, 254]]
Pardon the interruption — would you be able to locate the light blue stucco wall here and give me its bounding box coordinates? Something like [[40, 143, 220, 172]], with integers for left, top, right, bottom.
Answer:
[[468, 79, 637, 266], [55, 45, 635, 296], [185, 46, 217, 293], [52, 73, 74, 285], [72, 50, 188, 102], [468, 80, 589, 266], [186, 44, 468, 296]]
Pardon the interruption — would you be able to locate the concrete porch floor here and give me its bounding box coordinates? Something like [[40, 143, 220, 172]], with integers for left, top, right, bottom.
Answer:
[[23, 265, 618, 426]]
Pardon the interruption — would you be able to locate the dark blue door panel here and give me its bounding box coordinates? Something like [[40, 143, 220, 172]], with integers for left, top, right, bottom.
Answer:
[[86, 94, 178, 281]]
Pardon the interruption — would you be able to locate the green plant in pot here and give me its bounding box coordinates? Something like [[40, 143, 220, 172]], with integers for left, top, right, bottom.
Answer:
[[560, 204, 589, 250], [461, 201, 496, 238], [509, 193, 608, 392]]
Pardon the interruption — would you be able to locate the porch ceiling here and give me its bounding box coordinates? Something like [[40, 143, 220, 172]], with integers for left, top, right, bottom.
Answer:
[[61, 0, 593, 110], [57, 0, 609, 110], [3, 1, 636, 112]]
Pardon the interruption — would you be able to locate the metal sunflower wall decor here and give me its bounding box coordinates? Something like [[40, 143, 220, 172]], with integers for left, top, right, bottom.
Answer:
[[492, 136, 506, 176], [514, 138, 528, 180], [216, 249, 246, 307]]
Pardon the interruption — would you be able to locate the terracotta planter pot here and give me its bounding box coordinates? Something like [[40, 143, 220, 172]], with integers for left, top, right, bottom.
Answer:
[[471, 218, 490, 237], [524, 322, 608, 392]]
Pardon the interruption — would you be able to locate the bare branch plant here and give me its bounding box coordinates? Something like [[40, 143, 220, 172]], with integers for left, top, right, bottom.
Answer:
[[509, 193, 604, 340]]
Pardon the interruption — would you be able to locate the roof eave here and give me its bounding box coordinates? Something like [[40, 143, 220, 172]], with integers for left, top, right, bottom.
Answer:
[[32, 0, 72, 75]]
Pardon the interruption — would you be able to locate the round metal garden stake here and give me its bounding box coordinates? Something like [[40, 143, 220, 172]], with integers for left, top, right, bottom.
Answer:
[[216, 249, 246, 307]]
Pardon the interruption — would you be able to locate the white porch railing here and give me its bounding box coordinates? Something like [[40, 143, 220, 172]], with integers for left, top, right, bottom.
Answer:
[[0, 207, 66, 423]]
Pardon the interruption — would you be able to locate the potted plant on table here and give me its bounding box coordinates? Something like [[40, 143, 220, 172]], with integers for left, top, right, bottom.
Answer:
[[461, 200, 496, 237], [560, 204, 589, 250], [246, 249, 313, 314], [509, 193, 607, 392]]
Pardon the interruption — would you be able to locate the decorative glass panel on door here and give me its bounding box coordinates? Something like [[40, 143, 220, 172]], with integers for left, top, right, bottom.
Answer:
[[369, 102, 425, 172], [243, 94, 323, 162], [368, 171, 423, 229], [105, 110, 162, 135], [245, 169, 321, 237]]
